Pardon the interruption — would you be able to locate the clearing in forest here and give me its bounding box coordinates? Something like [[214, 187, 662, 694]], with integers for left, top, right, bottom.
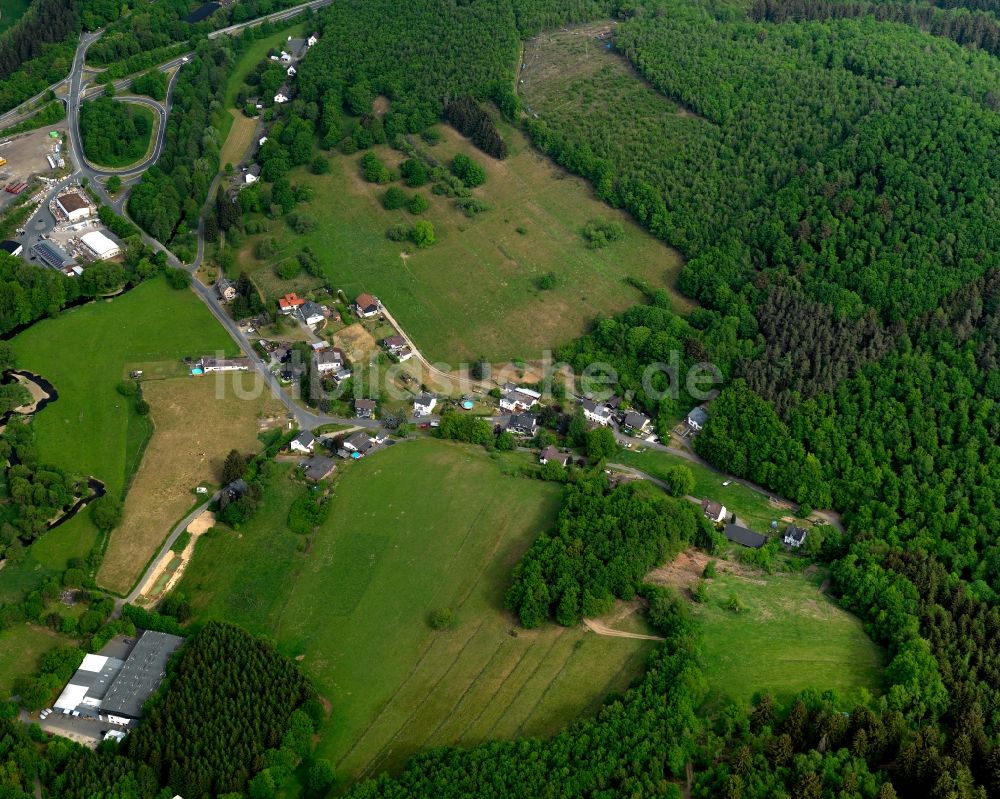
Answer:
[[178, 440, 655, 783], [236, 121, 687, 364]]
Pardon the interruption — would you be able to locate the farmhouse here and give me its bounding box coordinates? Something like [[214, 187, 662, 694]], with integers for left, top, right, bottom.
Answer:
[[500, 387, 541, 413], [724, 523, 767, 549], [200, 357, 252, 373], [53, 631, 184, 725], [81, 230, 121, 260], [622, 411, 652, 436], [354, 293, 381, 317], [413, 393, 437, 416], [355, 398, 376, 418], [278, 293, 305, 314], [581, 398, 612, 426], [506, 413, 538, 437], [686, 405, 709, 432], [539, 446, 571, 466], [783, 525, 808, 548], [216, 277, 237, 302], [701, 499, 728, 524], [55, 191, 92, 223], [290, 431, 315, 454], [303, 455, 336, 481], [0, 240, 23, 257]]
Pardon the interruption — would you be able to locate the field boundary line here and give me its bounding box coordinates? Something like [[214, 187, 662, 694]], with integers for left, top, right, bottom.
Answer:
[[454, 642, 533, 745]]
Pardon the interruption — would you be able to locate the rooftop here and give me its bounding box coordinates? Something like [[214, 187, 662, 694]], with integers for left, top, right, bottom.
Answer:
[[303, 455, 336, 480], [99, 631, 184, 719], [724, 523, 767, 549], [57, 191, 89, 212], [356, 293, 379, 310]]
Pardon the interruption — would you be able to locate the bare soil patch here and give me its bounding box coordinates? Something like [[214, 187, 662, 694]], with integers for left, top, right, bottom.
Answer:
[[645, 547, 766, 592]]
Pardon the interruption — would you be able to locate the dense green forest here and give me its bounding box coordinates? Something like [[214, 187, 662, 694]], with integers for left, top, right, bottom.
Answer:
[[79, 97, 153, 167]]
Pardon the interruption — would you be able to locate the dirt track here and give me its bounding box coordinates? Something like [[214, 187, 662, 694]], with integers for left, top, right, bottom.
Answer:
[[583, 619, 664, 642]]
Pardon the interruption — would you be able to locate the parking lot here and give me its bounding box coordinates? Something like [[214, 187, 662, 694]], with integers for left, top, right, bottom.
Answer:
[[0, 123, 68, 212]]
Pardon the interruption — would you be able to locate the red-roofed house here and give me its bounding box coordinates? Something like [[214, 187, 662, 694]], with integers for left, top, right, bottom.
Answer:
[[278, 293, 305, 314], [354, 293, 381, 317]]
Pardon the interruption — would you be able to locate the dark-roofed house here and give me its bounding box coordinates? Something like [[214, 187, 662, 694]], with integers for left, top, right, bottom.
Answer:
[[500, 388, 541, 413], [783, 525, 807, 548], [413, 393, 436, 416], [314, 348, 345, 375], [686, 405, 709, 432], [581, 398, 612, 426], [701, 499, 728, 524], [507, 413, 537, 437], [724, 523, 767, 549], [290, 430, 315, 454], [303, 455, 336, 481], [343, 430, 373, 455], [622, 411, 652, 436], [220, 478, 248, 510], [355, 398, 376, 418], [539, 446, 570, 466], [354, 293, 381, 317]]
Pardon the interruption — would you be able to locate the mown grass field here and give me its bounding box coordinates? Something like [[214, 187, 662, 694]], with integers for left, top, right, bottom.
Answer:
[[616, 447, 802, 533], [179, 440, 654, 783], [0, 623, 65, 699], [684, 566, 883, 708], [237, 121, 687, 364], [10, 278, 237, 572], [98, 375, 283, 594], [0, 0, 30, 35], [220, 110, 257, 169]]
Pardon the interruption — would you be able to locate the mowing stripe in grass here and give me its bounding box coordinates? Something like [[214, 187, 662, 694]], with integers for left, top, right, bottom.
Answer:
[[453, 640, 535, 745]]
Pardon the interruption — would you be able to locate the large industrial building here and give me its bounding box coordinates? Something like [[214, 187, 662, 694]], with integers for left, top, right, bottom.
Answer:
[[81, 230, 122, 260], [53, 630, 184, 726], [55, 191, 92, 223]]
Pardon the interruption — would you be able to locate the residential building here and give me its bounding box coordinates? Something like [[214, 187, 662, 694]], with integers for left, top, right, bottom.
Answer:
[[701, 499, 728, 524], [200, 357, 252, 373], [343, 430, 373, 455], [286, 65, 297, 77], [299, 301, 327, 326], [244, 165, 261, 185], [303, 455, 335, 481], [314, 348, 345, 374], [783, 525, 808, 548], [355, 398, 376, 418], [216, 277, 237, 302], [500, 387, 541, 413], [539, 446, 571, 466], [81, 230, 121, 260], [622, 411, 652, 436], [686, 406, 709, 432], [413, 393, 437, 416], [307, 33, 318, 47], [507, 413, 538, 437], [290, 431, 315, 454], [0, 240, 23, 257], [581, 398, 612, 426], [274, 86, 290, 104], [723, 523, 767, 549], [383, 334, 407, 352], [354, 293, 381, 317], [278, 293, 305, 314]]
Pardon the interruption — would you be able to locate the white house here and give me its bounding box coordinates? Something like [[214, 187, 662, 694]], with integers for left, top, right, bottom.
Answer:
[[279, 51, 292, 63], [686, 405, 709, 432], [622, 411, 652, 436], [299, 301, 326, 326], [354, 293, 381, 317], [274, 88, 290, 104], [259, 136, 268, 146], [287, 66, 297, 77], [701, 500, 727, 524], [413, 393, 437, 417], [581, 398, 612, 426], [290, 431, 315, 455], [499, 387, 541, 414], [314, 348, 345, 375], [539, 446, 571, 467], [783, 525, 808, 548], [307, 34, 318, 47], [200, 357, 251, 373]]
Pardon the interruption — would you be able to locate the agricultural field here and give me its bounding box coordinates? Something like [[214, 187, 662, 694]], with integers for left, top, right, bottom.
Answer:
[[615, 446, 806, 533], [97, 374, 284, 595], [10, 278, 238, 570], [0, 0, 29, 35], [0, 623, 65, 699], [219, 110, 257, 169], [237, 121, 688, 364], [647, 550, 884, 708], [178, 440, 655, 782]]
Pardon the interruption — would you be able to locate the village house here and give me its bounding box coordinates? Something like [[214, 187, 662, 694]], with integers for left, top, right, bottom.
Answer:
[[686, 405, 709, 432], [724, 523, 767, 549], [413, 393, 437, 416], [220, 478, 248, 510], [286, 65, 297, 77], [216, 277, 237, 303], [506, 413, 538, 437], [308, 33, 318, 47], [313, 348, 347, 375], [299, 301, 327, 327], [303, 455, 335, 481], [290, 431, 315, 455], [701, 499, 728, 524], [783, 525, 808, 548], [274, 85, 290, 104], [343, 430, 374, 455], [539, 446, 571, 467], [622, 411, 652, 436], [500, 387, 541, 414], [244, 165, 261, 185], [355, 398, 376, 418], [581, 398, 612, 426], [278, 293, 305, 314], [354, 293, 381, 318]]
